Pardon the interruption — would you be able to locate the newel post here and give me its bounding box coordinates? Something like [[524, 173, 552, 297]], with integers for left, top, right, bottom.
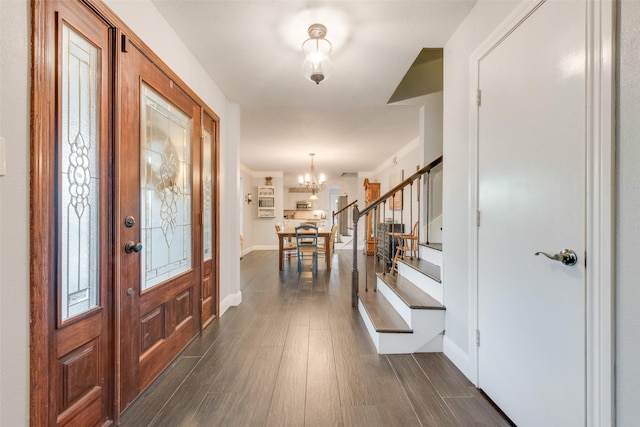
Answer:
[[352, 204, 359, 308]]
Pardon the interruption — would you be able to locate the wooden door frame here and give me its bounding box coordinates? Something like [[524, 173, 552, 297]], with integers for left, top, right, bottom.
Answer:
[[30, 0, 221, 423], [465, 0, 615, 425]]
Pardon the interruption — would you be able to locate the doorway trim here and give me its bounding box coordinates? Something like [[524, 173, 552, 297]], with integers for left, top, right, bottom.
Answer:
[[466, 0, 615, 425]]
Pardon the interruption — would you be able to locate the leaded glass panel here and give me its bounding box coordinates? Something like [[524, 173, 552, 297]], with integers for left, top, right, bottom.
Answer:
[[202, 129, 213, 261], [60, 23, 101, 321], [140, 84, 192, 290]]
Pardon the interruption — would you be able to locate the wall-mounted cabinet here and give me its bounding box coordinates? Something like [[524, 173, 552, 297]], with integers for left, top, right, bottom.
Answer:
[[257, 186, 276, 217]]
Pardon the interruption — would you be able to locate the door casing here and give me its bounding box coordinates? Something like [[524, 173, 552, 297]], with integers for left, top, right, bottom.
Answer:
[[466, 0, 615, 425]]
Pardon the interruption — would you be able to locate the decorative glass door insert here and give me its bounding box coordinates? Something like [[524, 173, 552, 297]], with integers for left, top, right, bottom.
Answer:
[[140, 84, 192, 290], [60, 23, 101, 321], [202, 127, 213, 261]]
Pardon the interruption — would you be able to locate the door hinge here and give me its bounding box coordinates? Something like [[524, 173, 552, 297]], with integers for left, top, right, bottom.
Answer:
[[476, 210, 480, 227], [200, 299, 204, 311], [476, 329, 480, 347], [201, 125, 205, 140], [121, 34, 128, 53], [476, 89, 482, 106]]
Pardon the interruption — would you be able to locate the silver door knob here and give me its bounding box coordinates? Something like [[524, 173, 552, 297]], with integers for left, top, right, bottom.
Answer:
[[535, 249, 578, 266], [124, 241, 143, 253]]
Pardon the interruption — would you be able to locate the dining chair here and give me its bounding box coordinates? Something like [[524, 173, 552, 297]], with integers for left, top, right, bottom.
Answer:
[[275, 223, 296, 260], [391, 221, 419, 274], [295, 225, 318, 273], [318, 224, 338, 259]]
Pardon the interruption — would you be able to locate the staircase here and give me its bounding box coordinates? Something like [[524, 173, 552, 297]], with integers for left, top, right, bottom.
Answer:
[[348, 156, 444, 354], [357, 243, 444, 354]]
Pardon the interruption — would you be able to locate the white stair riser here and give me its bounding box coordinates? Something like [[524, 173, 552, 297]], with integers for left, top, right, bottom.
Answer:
[[420, 245, 443, 267], [358, 299, 381, 349], [358, 299, 445, 354], [398, 262, 443, 304], [378, 310, 444, 353]]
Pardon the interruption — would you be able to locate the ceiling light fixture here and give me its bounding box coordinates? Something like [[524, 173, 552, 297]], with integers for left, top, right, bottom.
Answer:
[[302, 23, 332, 85], [298, 153, 326, 200]]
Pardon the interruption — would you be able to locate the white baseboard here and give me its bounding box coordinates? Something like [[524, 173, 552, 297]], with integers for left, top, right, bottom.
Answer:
[[220, 291, 242, 316], [443, 335, 472, 382], [252, 245, 278, 251], [241, 245, 279, 256]]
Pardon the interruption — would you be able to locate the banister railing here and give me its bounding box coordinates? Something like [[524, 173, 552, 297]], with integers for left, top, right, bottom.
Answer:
[[332, 199, 357, 225], [332, 199, 357, 243], [351, 155, 443, 308]]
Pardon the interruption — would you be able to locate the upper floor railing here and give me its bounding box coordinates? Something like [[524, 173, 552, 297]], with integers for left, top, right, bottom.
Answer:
[[350, 155, 443, 307]]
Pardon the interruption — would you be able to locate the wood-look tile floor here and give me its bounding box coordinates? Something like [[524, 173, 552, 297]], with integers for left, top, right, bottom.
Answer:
[[119, 250, 513, 427]]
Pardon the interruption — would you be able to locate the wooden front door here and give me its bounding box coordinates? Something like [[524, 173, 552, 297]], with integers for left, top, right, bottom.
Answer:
[[33, 1, 220, 423], [118, 36, 202, 411]]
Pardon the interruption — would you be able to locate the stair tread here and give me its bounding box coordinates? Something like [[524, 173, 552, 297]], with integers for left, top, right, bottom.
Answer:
[[358, 284, 412, 333], [399, 258, 441, 283], [376, 273, 444, 310], [420, 242, 442, 251]]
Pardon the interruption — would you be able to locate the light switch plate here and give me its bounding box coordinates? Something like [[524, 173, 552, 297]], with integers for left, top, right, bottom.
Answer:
[[0, 137, 6, 176]]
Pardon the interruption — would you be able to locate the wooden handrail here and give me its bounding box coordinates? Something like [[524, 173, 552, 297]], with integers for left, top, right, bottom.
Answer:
[[357, 155, 442, 219], [332, 199, 357, 220], [351, 155, 443, 308]]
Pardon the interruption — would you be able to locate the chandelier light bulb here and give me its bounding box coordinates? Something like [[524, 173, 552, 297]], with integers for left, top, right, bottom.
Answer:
[[298, 153, 327, 198]]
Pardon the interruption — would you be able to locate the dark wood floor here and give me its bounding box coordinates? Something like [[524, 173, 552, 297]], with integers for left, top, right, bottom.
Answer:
[[119, 250, 512, 426]]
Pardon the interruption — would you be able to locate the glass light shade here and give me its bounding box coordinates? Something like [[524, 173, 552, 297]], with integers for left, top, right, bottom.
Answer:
[[302, 37, 333, 84], [309, 193, 318, 200], [319, 173, 326, 184]]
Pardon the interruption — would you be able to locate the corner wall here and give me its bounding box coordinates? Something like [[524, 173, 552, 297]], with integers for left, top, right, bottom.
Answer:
[[441, 0, 519, 374], [0, 1, 30, 425], [615, 0, 640, 423]]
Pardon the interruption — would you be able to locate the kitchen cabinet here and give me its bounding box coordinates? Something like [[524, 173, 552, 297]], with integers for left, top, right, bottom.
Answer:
[[257, 186, 276, 218], [284, 219, 327, 229]]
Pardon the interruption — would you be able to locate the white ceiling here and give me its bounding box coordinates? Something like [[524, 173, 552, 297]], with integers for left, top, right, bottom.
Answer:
[[151, 0, 476, 185]]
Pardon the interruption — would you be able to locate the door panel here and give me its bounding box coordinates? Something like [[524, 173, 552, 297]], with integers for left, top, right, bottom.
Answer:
[[118, 38, 202, 410], [477, 1, 586, 426], [52, 2, 112, 425], [201, 113, 218, 327]]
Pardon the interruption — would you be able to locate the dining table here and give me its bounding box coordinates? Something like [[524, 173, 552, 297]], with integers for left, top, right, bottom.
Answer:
[[276, 227, 333, 271]]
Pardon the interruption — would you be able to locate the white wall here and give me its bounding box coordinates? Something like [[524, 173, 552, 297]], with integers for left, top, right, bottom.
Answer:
[[616, 1, 640, 423], [240, 166, 254, 255], [0, 1, 30, 425], [441, 0, 519, 373], [371, 138, 421, 233], [421, 91, 444, 164], [251, 173, 283, 250]]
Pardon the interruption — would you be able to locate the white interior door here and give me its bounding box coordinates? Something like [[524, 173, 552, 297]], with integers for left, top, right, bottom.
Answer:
[[477, 1, 586, 425]]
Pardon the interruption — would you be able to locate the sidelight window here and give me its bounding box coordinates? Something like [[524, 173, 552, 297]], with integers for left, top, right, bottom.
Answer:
[[60, 23, 101, 321]]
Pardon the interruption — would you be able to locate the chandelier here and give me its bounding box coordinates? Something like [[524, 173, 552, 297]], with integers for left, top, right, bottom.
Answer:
[[298, 153, 326, 200], [302, 23, 333, 85]]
